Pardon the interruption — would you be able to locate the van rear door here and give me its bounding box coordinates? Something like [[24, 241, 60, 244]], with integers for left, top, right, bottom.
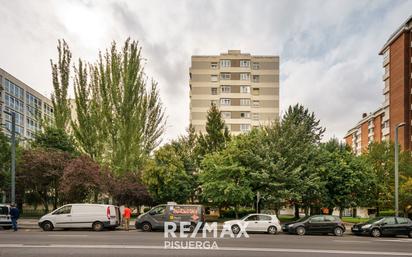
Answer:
[[108, 206, 119, 226]]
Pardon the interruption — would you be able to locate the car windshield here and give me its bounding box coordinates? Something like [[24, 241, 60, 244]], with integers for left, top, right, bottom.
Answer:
[[241, 214, 254, 220], [365, 217, 384, 224]]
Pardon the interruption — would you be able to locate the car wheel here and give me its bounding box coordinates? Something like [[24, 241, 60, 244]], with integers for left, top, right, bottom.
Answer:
[[141, 222, 152, 232], [231, 224, 240, 234], [408, 230, 412, 238], [92, 221, 104, 232], [334, 227, 344, 237], [371, 228, 381, 238], [187, 223, 196, 233], [296, 226, 306, 236], [267, 226, 277, 235], [41, 221, 54, 231]]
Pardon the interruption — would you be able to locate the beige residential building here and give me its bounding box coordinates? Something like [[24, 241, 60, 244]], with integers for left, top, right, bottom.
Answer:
[[0, 68, 53, 140], [189, 50, 280, 134]]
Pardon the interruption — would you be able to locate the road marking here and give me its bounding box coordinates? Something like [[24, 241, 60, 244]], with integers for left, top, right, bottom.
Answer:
[[378, 239, 412, 243], [333, 240, 371, 243], [0, 244, 411, 255], [47, 235, 89, 237]]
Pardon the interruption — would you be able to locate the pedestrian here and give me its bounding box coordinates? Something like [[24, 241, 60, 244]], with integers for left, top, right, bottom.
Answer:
[[123, 205, 132, 231], [10, 204, 20, 232]]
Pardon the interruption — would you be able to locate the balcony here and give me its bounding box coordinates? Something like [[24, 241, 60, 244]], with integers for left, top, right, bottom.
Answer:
[[383, 71, 390, 80], [383, 85, 389, 94], [383, 99, 389, 107], [382, 127, 390, 136], [383, 57, 389, 67]]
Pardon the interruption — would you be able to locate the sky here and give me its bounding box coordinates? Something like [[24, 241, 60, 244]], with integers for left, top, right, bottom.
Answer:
[[1, 0, 411, 143]]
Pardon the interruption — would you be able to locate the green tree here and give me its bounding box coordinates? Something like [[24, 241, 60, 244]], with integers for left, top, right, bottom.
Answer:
[[92, 39, 165, 174], [278, 104, 325, 217], [197, 104, 230, 157], [71, 60, 105, 161], [320, 139, 373, 217], [50, 39, 71, 130], [200, 139, 255, 218], [32, 126, 77, 155], [170, 125, 200, 202], [143, 144, 192, 204], [364, 141, 395, 215], [0, 131, 10, 201]]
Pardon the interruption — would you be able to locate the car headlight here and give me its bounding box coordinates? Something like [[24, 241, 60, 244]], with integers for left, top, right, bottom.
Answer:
[[361, 224, 371, 229], [288, 224, 294, 228]]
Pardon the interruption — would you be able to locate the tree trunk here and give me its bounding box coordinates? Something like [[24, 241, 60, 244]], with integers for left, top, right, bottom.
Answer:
[[376, 206, 380, 217], [339, 208, 343, 218], [294, 204, 300, 219], [235, 204, 239, 219], [328, 207, 334, 215]]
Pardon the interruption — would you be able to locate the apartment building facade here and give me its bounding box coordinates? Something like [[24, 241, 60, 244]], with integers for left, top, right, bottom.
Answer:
[[0, 68, 53, 140], [345, 16, 412, 152], [189, 50, 279, 134]]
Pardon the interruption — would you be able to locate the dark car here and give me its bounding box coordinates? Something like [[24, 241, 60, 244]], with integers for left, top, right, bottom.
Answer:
[[351, 216, 412, 238], [282, 215, 345, 236]]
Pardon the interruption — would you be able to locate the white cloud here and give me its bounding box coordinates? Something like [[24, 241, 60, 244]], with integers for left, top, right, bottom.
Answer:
[[0, 0, 411, 142]]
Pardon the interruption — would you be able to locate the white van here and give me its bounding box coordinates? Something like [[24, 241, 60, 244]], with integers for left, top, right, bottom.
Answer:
[[38, 204, 121, 231], [0, 204, 12, 230]]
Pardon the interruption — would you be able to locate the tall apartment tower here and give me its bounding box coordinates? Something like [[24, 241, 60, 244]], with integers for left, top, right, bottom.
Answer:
[[0, 68, 53, 140], [345, 16, 412, 153], [189, 50, 279, 135]]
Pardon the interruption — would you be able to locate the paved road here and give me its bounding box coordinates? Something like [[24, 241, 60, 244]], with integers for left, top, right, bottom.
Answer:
[[0, 229, 411, 257]]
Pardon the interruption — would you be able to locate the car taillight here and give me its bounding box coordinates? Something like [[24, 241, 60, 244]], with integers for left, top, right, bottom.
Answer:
[[107, 207, 111, 219]]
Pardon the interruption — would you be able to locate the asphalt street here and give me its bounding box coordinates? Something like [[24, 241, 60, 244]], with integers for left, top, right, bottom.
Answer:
[[0, 229, 411, 257]]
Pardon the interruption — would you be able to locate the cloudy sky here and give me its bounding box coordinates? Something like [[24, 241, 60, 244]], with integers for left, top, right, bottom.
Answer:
[[1, 0, 411, 142]]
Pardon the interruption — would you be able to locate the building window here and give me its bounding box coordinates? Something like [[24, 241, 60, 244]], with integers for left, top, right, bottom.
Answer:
[[240, 98, 251, 106], [211, 75, 218, 82], [252, 88, 260, 95], [220, 73, 231, 80], [240, 60, 250, 68], [5, 79, 24, 100], [253, 100, 260, 107], [221, 86, 231, 93], [220, 98, 231, 106], [222, 111, 231, 119], [240, 73, 249, 81], [252, 75, 260, 82], [211, 88, 218, 95], [252, 62, 260, 70], [252, 113, 259, 120], [240, 85, 250, 93], [220, 60, 231, 68], [240, 112, 250, 118], [240, 124, 251, 132], [211, 62, 218, 69]]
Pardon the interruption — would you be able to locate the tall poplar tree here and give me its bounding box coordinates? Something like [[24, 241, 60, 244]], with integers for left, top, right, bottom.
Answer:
[[50, 39, 71, 130]]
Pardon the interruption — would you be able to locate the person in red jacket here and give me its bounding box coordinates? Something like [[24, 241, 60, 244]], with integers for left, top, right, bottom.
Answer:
[[123, 205, 132, 231]]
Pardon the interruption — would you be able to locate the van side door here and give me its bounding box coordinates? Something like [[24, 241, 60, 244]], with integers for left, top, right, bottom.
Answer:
[[51, 205, 72, 228]]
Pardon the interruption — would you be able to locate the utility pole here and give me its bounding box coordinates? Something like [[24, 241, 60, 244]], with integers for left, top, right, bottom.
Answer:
[[394, 122, 405, 217], [4, 110, 16, 205]]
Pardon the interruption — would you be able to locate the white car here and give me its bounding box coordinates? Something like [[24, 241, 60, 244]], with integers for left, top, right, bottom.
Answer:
[[0, 204, 12, 230], [223, 214, 281, 235], [38, 204, 121, 231]]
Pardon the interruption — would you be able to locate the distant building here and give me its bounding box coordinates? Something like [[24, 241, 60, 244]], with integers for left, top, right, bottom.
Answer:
[[345, 16, 412, 152], [0, 68, 53, 140], [189, 50, 280, 135]]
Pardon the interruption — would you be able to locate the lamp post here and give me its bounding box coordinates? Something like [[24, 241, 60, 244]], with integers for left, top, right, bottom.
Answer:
[[394, 122, 405, 217], [3, 110, 16, 205]]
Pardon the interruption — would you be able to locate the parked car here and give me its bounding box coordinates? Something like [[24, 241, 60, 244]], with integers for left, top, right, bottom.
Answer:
[[38, 204, 121, 231], [351, 216, 412, 238], [223, 213, 281, 235], [282, 215, 345, 236], [0, 204, 12, 230], [135, 203, 205, 232]]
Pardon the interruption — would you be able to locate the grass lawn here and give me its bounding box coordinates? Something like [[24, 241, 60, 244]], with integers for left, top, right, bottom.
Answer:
[[341, 217, 369, 223]]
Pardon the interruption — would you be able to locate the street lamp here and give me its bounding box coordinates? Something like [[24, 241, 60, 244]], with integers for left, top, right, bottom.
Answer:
[[3, 110, 16, 205], [394, 122, 405, 217]]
